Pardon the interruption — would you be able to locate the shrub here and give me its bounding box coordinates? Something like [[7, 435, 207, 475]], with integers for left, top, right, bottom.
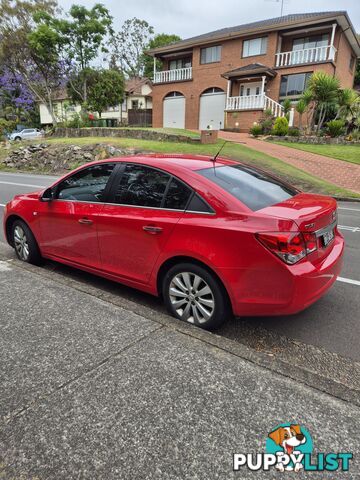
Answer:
[[326, 119, 345, 138], [272, 116, 289, 136], [249, 123, 263, 137], [287, 127, 300, 137]]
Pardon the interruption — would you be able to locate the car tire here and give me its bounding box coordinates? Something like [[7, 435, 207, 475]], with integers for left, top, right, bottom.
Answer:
[[162, 262, 230, 330], [12, 220, 42, 265], [14, 136, 21, 141]]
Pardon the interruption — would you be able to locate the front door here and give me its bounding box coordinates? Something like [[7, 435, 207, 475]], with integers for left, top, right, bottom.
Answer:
[[97, 163, 193, 284], [239, 82, 262, 97], [39, 163, 116, 269]]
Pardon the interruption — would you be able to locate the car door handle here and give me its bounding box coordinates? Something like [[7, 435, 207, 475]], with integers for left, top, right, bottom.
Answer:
[[78, 218, 93, 225], [143, 225, 163, 234]]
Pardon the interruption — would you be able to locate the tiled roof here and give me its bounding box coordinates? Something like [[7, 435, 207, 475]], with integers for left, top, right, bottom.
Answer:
[[222, 63, 277, 78], [148, 11, 348, 54]]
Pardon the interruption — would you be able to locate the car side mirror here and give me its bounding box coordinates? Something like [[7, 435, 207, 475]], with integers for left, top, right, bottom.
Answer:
[[40, 187, 54, 202]]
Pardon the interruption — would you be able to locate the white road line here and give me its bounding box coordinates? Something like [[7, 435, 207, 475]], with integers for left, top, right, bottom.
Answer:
[[0, 181, 43, 188], [337, 277, 360, 286], [338, 225, 360, 233], [338, 207, 360, 212]]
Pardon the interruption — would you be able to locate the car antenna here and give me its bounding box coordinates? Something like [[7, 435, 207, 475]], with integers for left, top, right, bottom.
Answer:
[[212, 140, 227, 164]]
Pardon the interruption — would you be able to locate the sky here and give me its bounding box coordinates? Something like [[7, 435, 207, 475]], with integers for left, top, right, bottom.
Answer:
[[57, 0, 360, 38]]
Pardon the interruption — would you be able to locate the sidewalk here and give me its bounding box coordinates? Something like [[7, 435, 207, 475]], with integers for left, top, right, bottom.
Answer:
[[0, 257, 359, 478], [218, 131, 360, 194]]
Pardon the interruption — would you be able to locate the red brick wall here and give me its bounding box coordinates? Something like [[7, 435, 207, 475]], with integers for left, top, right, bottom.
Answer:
[[225, 110, 263, 132], [152, 24, 356, 130]]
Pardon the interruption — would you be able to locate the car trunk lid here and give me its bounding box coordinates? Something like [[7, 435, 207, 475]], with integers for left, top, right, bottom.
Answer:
[[258, 193, 338, 262]]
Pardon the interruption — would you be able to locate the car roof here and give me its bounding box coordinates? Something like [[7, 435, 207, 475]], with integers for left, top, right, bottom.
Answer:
[[96, 154, 238, 172]]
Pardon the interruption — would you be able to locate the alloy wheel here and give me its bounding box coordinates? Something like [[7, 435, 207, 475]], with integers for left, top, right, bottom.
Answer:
[[14, 225, 30, 261], [169, 272, 215, 324]]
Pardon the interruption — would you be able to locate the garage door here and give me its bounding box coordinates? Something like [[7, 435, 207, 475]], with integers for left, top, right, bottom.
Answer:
[[163, 93, 185, 129], [199, 88, 226, 130]]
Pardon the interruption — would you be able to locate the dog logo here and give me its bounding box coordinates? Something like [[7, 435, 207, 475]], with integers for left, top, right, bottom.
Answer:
[[233, 423, 353, 473], [267, 424, 309, 472]]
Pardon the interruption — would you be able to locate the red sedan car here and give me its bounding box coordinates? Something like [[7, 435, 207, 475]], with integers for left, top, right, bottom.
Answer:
[[3, 155, 344, 330]]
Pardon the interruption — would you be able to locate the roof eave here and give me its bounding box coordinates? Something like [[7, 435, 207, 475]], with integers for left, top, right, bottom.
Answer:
[[147, 12, 358, 57]]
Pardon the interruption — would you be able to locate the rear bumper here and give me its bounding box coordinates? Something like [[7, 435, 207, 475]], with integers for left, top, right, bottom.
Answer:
[[221, 235, 344, 317]]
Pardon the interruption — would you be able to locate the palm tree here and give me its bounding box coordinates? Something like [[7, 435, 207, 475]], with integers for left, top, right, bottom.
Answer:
[[336, 88, 360, 131], [295, 99, 307, 132], [306, 72, 340, 133]]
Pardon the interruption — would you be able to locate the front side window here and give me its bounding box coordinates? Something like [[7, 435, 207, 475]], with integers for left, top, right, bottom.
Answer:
[[200, 45, 221, 64], [279, 72, 312, 98], [197, 165, 297, 211], [242, 37, 267, 57], [56, 164, 115, 202], [113, 165, 170, 208]]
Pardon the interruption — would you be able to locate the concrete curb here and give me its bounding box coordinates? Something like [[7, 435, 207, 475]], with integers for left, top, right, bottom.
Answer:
[[3, 252, 360, 408]]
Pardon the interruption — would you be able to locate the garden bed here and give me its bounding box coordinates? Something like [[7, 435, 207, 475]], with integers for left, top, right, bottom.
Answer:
[[267, 135, 359, 145]]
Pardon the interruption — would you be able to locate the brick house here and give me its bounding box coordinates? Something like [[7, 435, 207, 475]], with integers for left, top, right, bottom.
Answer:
[[147, 11, 359, 132]]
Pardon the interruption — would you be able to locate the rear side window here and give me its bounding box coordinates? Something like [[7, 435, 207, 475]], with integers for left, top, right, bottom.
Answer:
[[198, 165, 297, 211], [114, 164, 170, 208], [163, 178, 192, 210]]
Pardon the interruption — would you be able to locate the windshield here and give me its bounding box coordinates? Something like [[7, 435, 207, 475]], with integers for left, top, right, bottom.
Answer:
[[198, 164, 297, 211]]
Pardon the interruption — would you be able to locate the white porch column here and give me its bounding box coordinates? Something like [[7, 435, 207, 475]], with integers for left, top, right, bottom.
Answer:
[[153, 57, 156, 80], [226, 79, 231, 109], [261, 76, 266, 95], [329, 23, 337, 61], [330, 23, 336, 47], [227, 79, 231, 98]]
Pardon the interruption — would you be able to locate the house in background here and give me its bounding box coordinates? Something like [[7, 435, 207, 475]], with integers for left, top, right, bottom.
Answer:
[[38, 77, 153, 127], [147, 11, 359, 132]]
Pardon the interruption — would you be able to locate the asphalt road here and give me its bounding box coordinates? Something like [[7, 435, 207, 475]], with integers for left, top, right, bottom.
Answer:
[[1, 170, 359, 361]]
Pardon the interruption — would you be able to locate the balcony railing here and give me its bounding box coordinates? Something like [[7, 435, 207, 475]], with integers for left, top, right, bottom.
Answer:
[[275, 45, 336, 67], [153, 67, 192, 83], [226, 94, 285, 118]]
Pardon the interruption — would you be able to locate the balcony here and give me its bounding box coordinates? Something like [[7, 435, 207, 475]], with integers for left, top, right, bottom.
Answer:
[[275, 45, 337, 68], [153, 67, 192, 84], [226, 94, 286, 119]]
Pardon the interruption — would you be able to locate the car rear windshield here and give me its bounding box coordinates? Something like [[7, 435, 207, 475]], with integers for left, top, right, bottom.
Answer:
[[197, 165, 297, 211]]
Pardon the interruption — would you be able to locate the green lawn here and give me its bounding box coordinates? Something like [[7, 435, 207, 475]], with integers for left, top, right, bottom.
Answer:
[[273, 141, 360, 165], [36, 136, 359, 198]]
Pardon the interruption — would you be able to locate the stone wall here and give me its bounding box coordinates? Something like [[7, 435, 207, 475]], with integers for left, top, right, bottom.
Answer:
[[54, 127, 200, 144], [1, 143, 149, 173], [267, 135, 360, 145]]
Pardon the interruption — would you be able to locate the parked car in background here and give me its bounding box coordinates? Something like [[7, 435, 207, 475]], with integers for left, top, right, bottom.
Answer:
[[3, 155, 344, 330], [8, 128, 44, 141]]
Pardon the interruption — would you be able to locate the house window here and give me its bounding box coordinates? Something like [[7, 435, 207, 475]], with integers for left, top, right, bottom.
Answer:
[[242, 37, 267, 57], [349, 55, 355, 71], [200, 45, 221, 64], [292, 34, 329, 51], [169, 58, 192, 69], [240, 85, 244, 96], [131, 100, 139, 109], [280, 72, 312, 98]]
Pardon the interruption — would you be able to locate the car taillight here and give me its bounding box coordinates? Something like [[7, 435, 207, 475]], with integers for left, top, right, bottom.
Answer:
[[256, 231, 318, 265]]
